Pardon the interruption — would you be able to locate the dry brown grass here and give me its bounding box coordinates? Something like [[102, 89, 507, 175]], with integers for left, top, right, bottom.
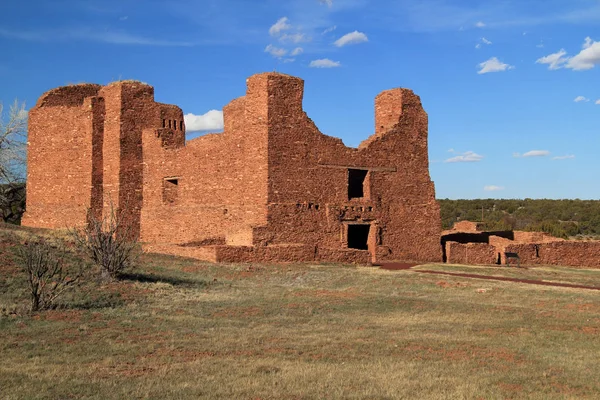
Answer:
[[1, 224, 600, 398]]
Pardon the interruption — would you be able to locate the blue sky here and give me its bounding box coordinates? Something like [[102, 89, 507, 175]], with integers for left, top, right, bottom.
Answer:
[[1, 0, 599, 199]]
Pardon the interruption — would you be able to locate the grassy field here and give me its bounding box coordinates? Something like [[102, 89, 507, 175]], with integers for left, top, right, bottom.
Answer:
[[1, 224, 600, 399]]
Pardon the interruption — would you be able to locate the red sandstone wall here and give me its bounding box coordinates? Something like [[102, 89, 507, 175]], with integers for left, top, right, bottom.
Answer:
[[25, 73, 442, 265], [260, 74, 441, 262], [505, 241, 600, 268], [138, 75, 270, 246], [446, 242, 496, 265], [22, 84, 102, 228]]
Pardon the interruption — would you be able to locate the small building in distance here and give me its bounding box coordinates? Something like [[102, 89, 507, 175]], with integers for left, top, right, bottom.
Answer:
[[22, 72, 442, 264]]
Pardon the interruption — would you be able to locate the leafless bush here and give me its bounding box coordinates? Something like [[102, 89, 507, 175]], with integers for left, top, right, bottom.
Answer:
[[71, 204, 138, 282], [17, 239, 82, 312]]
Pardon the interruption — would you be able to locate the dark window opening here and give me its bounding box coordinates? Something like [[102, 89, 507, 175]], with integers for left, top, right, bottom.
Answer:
[[163, 178, 179, 204], [348, 169, 368, 200], [180, 121, 183, 131], [162, 119, 166, 128], [534, 244, 540, 258], [174, 120, 177, 130], [169, 120, 172, 129], [348, 224, 370, 250]]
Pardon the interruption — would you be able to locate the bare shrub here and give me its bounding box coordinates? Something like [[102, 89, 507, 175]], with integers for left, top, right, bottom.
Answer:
[[71, 205, 138, 282], [17, 239, 82, 312]]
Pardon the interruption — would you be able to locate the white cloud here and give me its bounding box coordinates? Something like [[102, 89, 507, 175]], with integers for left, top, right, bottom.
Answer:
[[269, 17, 291, 37], [475, 21, 486, 28], [445, 151, 484, 163], [574, 96, 589, 102], [484, 185, 504, 191], [279, 33, 308, 44], [309, 58, 341, 68], [319, 0, 333, 7], [515, 150, 550, 157], [476, 37, 492, 49], [448, 148, 455, 153], [536, 42, 544, 48], [184, 110, 224, 132], [323, 25, 337, 34], [566, 37, 600, 70], [265, 44, 287, 58], [537, 37, 600, 71], [536, 49, 568, 70], [334, 31, 368, 47], [552, 155, 575, 160], [477, 57, 514, 74], [596, 99, 600, 105], [290, 47, 303, 56]]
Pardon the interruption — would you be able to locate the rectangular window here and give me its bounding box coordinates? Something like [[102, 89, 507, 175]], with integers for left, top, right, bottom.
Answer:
[[163, 178, 179, 204], [180, 121, 183, 131], [348, 224, 370, 250], [348, 169, 369, 200]]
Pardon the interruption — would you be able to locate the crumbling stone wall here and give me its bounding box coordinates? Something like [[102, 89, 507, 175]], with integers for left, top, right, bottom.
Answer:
[[506, 242, 600, 268], [446, 242, 496, 265], [23, 72, 442, 264]]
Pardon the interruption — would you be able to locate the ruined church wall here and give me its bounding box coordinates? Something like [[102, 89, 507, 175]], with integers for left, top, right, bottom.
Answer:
[[259, 75, 441, 262], [139, 77, 270, 246], [22, 84, 102, 228]]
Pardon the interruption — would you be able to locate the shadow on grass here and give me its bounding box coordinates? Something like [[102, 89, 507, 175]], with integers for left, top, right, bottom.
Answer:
[[119, 272, 209, 288]]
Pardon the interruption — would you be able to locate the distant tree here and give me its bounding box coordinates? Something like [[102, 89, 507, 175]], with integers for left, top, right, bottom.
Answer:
[[0, 100, 27, 223]]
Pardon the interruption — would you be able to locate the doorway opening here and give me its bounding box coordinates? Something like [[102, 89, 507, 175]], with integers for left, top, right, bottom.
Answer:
[[348, 224, 370, 250]]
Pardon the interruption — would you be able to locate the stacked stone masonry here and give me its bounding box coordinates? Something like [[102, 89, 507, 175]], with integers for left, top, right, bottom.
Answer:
[[23, 73, 442, 264], [443, 221, 600, 268]]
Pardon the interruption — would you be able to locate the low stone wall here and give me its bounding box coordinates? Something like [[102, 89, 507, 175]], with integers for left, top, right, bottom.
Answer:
[[316, 247, 371, 265], [214, 244, 316, 263], [506, 241, 600, 268], [446, 242, 496, 265]]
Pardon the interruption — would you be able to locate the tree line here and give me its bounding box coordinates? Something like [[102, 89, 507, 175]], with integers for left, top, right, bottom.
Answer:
[[438, 198, 600, 239]]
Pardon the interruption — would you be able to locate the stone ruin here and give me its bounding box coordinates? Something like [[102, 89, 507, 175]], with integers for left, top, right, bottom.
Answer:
[[442, 221, 600, 268], [22, 72, 442, 265]]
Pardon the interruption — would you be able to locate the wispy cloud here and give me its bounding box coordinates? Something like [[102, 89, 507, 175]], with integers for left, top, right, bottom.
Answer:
[[484, 185, 504, 191], [553, 155, 575, 160], [309, 58, 341, 68], [319, 0, 333, 8], [477, 57, 514, 74], [514, 150, 550, 158], [574, 96, 589, 103], [265, 44, 287, 58], [269, 17, 291, 36], [334, 31, 368, 47], [445, 151, 484, 163], [0, 27, 193, 46], [537, 37, 600, 71], [184, 110, 224, 132], [290, 47, 304, 56], [596, 99, 600, 105], [476, 37, 492, 49], [475, 21, 486, 28], [323, 25, 337, 34]]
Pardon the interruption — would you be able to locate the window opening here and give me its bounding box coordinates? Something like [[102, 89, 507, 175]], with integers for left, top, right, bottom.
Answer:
[[163, 178, 179, 204], [348, 169, 368, 200]]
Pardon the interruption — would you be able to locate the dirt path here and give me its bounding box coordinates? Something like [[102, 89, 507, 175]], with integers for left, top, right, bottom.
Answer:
[[379, 263, 600, 291]]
